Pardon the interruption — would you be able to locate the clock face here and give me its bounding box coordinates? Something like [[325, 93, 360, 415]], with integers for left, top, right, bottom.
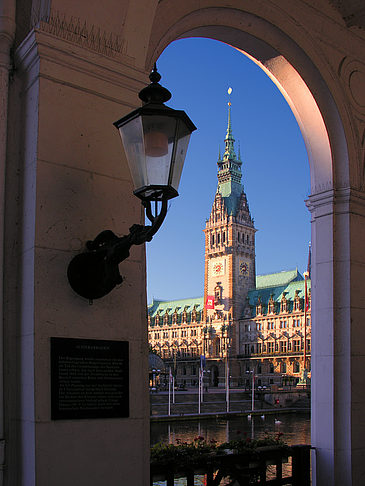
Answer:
[[212, 260, 225, 276], [239, 260, 250, 276]]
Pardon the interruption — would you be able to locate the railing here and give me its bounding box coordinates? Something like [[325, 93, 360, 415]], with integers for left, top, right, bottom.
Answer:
[[249, 351, 311, 358], [151, 444, 310, 485]]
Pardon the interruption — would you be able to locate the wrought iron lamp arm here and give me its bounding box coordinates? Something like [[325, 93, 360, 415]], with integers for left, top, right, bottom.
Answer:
[[67, 199, 168, 301]]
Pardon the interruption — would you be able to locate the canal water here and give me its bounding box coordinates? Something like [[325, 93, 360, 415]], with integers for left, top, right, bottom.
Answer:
[[151, 412, 310, 485], [151, 412, 310, 446]]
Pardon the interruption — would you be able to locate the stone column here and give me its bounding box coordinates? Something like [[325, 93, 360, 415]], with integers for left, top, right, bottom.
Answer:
[[0, 1, 15, 484], [7, 27, 150, 486], [308, 188, 365, 486]]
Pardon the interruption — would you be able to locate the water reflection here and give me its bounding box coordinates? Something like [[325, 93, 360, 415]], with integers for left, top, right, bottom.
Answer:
[[151, 412, 310, 446]]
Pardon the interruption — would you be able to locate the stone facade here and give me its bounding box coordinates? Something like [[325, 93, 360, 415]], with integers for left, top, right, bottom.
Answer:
[[240, 271, 311, 388]]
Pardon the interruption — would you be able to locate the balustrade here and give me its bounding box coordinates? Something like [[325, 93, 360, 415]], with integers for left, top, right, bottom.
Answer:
[[151, 444, 310, 485]]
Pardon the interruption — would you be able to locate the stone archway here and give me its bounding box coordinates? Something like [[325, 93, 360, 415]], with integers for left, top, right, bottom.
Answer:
[[4, 2, 365, 486], [145, 5, 364, 485]]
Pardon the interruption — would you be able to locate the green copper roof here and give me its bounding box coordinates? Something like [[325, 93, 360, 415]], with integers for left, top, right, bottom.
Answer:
[[148, 296, 204, 318], [246, 272, 311, 318], [256, 269, 303, 289]]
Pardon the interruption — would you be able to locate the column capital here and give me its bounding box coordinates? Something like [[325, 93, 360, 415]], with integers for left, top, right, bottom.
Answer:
[[306, 187, 365, 219]]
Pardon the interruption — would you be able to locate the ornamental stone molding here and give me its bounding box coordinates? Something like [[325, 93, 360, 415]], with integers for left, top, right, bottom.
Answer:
[[338, 57, 365, 117], [329, 0, 365, 29], [35, 9, 131, 62]]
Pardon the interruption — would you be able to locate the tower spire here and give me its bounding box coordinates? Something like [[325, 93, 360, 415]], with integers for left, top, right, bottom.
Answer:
[[226, 90, 233, 139], [224, 88, 236, 160], [215, 88, 246, 211]]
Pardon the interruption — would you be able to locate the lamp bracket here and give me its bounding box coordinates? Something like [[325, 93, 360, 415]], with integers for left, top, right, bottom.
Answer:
[[67, 199, 168, 300]]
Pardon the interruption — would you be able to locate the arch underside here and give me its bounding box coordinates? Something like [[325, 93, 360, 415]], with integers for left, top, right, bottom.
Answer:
[[147, 7, 353, 195]]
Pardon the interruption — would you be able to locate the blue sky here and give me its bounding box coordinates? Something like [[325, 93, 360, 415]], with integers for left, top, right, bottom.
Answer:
[[147, 38, 311, 303]]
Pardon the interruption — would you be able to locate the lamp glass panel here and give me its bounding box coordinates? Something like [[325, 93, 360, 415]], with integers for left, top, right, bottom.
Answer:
[[169, 120, 192, 191], [118, 115, 147, 190], [141, 115, 177, 187]]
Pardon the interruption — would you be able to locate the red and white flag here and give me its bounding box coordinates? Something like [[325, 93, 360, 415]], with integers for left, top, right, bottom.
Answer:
[[205, 296, 215, 309]]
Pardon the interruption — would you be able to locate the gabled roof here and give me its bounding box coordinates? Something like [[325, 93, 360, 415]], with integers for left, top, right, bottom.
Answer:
[[256, 269, 303, 289], [148, 296, 204, 318]]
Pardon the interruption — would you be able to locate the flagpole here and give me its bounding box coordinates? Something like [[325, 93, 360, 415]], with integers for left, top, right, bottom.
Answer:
[[304, 271, 308, 372], [168, 367, 171, 416], [251, 372, 255, 411], [201, 361, 204, 403], [226, 353, 229, 413], [172, 375, 175, 404], [303, 242, 311, 381], [198, 368, 201, 414]]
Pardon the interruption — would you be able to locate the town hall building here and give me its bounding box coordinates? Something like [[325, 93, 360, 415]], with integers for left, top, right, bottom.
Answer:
[[148, 103, 311, 389]]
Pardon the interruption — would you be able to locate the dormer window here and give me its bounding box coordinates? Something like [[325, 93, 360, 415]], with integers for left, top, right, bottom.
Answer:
[[293, 290, 301, 311], [163, 312, 169, 325], [268, 295, 276, 314], [256, 296, 263, 316], [155, 312, 160, 325], [172, 310, 178, 324], [280, 294, 288, 313]]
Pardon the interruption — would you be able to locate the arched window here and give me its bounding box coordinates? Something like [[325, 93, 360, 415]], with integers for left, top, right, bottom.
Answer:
[[212, 234, 215, 246], [214, 337, 220, 356], [269, 362, 274, 373], [281, 362, 287, 373], [238, 232, 240, 242], [294, 361, 300, 373]]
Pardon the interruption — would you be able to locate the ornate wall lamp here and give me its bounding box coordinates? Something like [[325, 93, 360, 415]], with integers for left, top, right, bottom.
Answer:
[[67, 65, 196, 300]]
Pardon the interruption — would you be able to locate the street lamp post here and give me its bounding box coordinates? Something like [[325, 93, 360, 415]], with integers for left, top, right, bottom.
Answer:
[[246, 369, 255, 411]]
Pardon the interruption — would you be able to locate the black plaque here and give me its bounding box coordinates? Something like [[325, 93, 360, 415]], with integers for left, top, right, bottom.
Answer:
[[51, 337, 129, 420]]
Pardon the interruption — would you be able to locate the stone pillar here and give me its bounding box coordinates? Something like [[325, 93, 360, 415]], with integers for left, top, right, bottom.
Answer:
[[7, 27, 150, 486], [0, 2, 15, 484], [308, 188, 365, 486]]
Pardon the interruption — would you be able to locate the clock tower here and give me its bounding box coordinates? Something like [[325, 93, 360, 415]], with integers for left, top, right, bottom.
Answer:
[[204, 100, 256, 356]]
